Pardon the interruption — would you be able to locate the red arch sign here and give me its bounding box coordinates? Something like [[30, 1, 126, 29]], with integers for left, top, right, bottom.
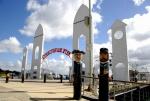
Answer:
[[42, 48, 71, 60]]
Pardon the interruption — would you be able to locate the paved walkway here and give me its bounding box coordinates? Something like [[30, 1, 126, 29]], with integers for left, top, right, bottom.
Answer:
[[0, 79, 86, 101]]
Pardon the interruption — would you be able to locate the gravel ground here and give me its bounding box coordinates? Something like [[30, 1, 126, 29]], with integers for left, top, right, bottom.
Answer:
[[0, 86, 31, 101]]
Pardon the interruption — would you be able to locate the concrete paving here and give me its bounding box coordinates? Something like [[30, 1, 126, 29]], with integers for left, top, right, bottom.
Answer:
[[0, 79, 87, 101]]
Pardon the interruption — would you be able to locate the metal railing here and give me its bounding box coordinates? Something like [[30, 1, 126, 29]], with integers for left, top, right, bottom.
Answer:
[[81, 76, 150, 101], [81, 75, 99, 100]]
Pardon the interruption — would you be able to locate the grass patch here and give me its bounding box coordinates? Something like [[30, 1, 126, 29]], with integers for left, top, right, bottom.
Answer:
[[0, 72, 6, 77]]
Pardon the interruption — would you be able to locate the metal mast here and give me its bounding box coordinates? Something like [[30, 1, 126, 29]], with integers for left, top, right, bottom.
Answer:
[[89, 0, 93, 87]]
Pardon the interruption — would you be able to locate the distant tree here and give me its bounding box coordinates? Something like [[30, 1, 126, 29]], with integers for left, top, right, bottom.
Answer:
[[0, 68, 2, 72], [12, 71, 20, 76]]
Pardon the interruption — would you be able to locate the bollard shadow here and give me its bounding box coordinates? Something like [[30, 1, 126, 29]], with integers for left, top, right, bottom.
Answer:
[[30, 97, 74, 101], [0, 91, 72, 94], [2, 79, 69, 84]]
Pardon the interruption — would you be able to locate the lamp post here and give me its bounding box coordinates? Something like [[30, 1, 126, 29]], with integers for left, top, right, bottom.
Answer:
[[72, 49, 85, 100], [99, 48, 109, 101], [88, 0, 93, 91]]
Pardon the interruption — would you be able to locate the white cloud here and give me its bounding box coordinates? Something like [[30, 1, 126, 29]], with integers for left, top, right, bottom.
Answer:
[[107, 29, 112, 41], [42, 58, 71, 75], [59, 54, 65, 60], [92, 12, 102, 34], [122, 6, 150, 65], [27, 0, 42, 11], [93, 6, 150, 71], [26, 43, 33, 51], [19, 0, 102, 41], [146, 6, 150, 11], [16, 60, 22, 70], [96, 0, 103, 10], [132, 0, 145, 6], [123, 8, 150, 42], [0, 60, 22, 71], [0, 37, 22, 53]]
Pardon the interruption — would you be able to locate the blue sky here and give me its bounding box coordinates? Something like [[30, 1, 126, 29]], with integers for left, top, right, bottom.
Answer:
[[0, 0, 150, 73]]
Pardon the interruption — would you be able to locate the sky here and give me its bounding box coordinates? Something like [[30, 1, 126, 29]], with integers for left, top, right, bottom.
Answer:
[[0, 0, 150, 74]]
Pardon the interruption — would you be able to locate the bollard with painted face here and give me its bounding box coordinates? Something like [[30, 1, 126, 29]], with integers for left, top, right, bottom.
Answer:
[[43, 74, 46, 83], [72, 50, 85, 100], [99, 48, 109, 75], [99, 48, 109, 101], [5, 72, 9, 83], [72, 50, 85, 62]]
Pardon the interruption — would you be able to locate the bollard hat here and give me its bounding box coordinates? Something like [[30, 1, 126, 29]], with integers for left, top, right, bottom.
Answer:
[[72, 49, 85, 54], [100, 48, 108, 53]]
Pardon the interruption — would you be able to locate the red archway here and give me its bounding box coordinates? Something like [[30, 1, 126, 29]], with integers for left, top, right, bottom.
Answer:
[[42, 48, 71, 60]]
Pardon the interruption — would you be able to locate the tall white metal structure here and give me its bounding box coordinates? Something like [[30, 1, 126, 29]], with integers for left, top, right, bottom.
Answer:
[[21, 47, 28, 75], [73, 4, 93, 79], [111, 20, 129, 81], [31, 24, 44, 79]]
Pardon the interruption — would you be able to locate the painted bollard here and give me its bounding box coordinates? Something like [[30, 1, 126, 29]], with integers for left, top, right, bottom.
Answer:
[[5, 73, 9, 83], [21, 73, 24, 83], [44, 74, 46, 83], [60, 74, 63, 83], [72, 50, 85, 100], [99, 48, 109, 101]]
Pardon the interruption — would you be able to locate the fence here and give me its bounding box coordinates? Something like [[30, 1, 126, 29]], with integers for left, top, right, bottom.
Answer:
[[81, 76, 150, 101]]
